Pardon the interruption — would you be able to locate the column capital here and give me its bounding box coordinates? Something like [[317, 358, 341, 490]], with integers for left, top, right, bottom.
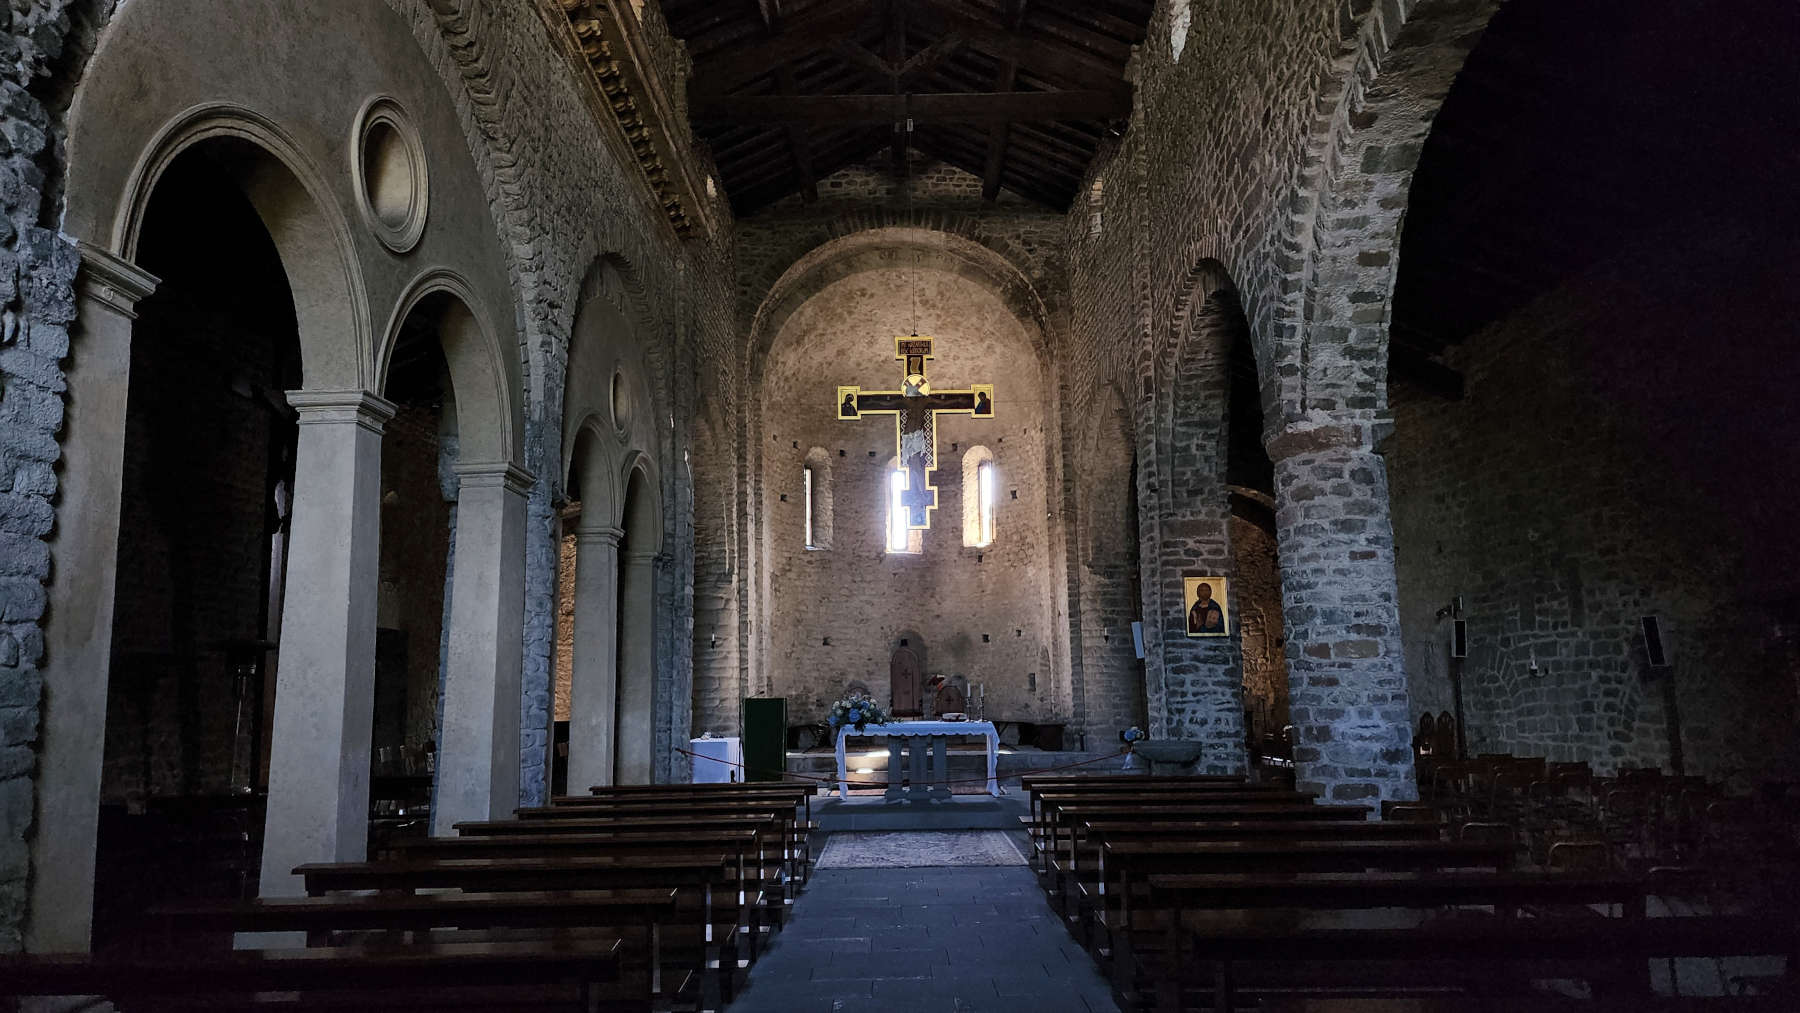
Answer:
[[576, 525, 625, 548], [76, 242, 159, 318], [286, 389, 398, 433], [454, 460, 535, 496]]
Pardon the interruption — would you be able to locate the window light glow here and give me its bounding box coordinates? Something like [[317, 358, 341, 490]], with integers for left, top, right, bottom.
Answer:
[[978, 460, 996, 547], [887, 470, 909, 552], [803, 465, 815, 548]]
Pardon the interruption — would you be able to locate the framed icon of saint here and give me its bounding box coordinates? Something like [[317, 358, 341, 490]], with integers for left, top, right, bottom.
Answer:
[[1183, 576, 1229, 638], [971, 384, 995, 418], [837, 386, 860, 419]]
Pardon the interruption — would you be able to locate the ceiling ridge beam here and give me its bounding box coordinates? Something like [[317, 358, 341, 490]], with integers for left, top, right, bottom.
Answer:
[[691, 90, 1131, 126]]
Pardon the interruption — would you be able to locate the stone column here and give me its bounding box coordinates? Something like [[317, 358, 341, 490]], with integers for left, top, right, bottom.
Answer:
[[1268, 422, 1417, 809], [432, 461, 532, 834], [566, 525, 622, 792], [615, 551, 658, 784], [257, 390, 394, 897], [26, 246, 157, 951]]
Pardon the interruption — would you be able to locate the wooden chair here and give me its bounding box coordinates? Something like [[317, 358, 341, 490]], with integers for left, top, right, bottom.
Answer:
[[1434, 711, 1457, 759], [1458, 821, 1516, 849], [1548, 839, 1612, 873]]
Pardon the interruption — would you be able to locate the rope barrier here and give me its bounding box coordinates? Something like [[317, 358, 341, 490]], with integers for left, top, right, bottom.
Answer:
[[673, 743, 1130, 790]]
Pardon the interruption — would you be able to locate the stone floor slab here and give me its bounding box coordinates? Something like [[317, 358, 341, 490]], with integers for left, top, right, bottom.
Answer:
[[727, 864, 1119, 1013]]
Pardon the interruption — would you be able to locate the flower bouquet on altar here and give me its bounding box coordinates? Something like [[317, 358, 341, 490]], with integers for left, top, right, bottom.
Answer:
[[826, 694, 889, 734]]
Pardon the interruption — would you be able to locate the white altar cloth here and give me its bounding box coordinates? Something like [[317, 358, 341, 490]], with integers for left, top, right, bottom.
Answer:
[[835, 721, 1000, 800], [688, 736, 742, 783]]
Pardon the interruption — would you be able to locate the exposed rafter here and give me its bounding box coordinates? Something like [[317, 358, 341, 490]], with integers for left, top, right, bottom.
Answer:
[[660, 0, 1152, 213], [690, 90, 1131, 126]]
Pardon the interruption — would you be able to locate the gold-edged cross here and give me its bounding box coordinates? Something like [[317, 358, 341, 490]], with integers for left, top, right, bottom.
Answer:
[[837, 336, 994, 530]]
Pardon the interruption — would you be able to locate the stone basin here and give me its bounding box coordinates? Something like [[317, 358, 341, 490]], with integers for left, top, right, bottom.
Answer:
[[1130, 740, 1204, 773]]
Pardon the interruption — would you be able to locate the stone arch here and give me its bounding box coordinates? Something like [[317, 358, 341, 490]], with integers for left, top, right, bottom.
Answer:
[[1073, 381, 1145, 738], [746, 225, 1055, 387], [1081, 384, 1136, 567], [1134, 263, 1255, 769], [738, 206, 1060, 334], [377, 269, 523, 466], [394, 0, 680, 411], [108, 104, 371, 391], [1267, 0, 1504, 429]]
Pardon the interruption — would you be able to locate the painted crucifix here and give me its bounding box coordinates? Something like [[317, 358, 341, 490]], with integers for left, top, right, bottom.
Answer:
[[837, 336, 994, 531]]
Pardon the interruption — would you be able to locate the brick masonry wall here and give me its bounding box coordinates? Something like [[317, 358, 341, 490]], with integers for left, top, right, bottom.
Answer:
[[1389, 229, 1800, 779], [722, 153, 1096, 732], [756, 265, 1060, 724]]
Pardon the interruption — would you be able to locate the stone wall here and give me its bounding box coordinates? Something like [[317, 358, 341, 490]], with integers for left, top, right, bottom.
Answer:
[[1233, 510, 1289, 739], [1, 0, 83, 952], [723, 154, 1086, 732], [756, 264, 1059, 724], [1390, 229, 1800, 779], [1053, 0, 1501, 801]]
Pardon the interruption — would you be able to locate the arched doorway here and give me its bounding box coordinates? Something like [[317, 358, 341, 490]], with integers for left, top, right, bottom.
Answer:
[[93, 143, 302, 951], [890, 645, 923, 717]]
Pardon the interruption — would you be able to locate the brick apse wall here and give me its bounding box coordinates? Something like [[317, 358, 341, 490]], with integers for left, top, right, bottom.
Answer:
[[756, 261, 1059, 724]]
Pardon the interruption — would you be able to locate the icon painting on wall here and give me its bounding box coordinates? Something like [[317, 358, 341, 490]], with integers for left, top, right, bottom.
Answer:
[[1184, 576, 1230, 637], [838, 386, 860, 418]]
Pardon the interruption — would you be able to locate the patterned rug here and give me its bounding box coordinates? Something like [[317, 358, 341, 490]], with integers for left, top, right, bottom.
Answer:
[[816, 830, 1028, 868]]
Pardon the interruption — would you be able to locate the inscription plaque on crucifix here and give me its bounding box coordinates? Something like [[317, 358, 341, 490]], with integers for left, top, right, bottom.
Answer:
[[837, 336, 993, 531]]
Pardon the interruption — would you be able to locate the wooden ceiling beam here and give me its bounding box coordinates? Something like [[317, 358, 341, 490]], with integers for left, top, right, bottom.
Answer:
[[730, 130, 891, 212], [691, 90, 1131, 126], [776, 66, 819, 203], [980, 0, 1024, 202], [887, 0, 908, 173], [691, 0, 880, 94], [910, 0, 1128, 92]]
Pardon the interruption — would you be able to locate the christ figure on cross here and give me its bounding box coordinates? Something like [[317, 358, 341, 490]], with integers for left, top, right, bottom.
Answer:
[[837, 336, 994, 532]]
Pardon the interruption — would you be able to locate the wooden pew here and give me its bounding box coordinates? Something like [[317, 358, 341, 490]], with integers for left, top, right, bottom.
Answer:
[[401, 825, 793, 938], [1171, 913, 1794, 1012], [1029, 801, 1369, 872], [1024, 787, 1322, 854], [151, 889, 679, 1006], [1048, 817, 1440, 910], [516, 798, 811, 886], [0, 937, 624, 1011], [1093, 837, 1514, 1005], [297, 851, 745, 1010]]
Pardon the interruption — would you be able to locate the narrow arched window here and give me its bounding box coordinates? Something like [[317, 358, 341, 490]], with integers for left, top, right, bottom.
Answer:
[[804, 447, 832, 549], [884, 457, 922, 554], [962, 445, 997, 547], [804, 465, 816, 547]]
